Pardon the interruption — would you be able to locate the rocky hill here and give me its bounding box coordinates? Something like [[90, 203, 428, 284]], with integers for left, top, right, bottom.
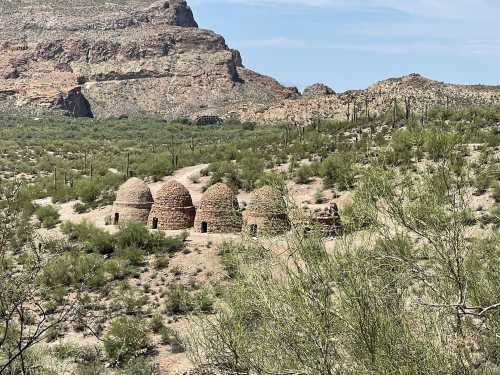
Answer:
[[0, 0, 298, 119], [1, 1, 499, 123], [240, 74, 500, 124]]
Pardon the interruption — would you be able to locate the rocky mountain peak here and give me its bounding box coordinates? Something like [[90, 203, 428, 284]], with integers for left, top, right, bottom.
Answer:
[[303, 83, 335, 97]]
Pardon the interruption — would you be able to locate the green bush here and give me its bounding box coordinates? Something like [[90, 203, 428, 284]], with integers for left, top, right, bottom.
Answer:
[[43, 252, 105, 289], [149, 313, 165, 334], [294, 164, 314, 184], [35, 205, 60, 228], [423, 129, 460, 161], [104, 258, 132, 281], [165, 284, 194, 315], [116, 246, 145, 267], [159, 326, 185, 353], [119, 359, 159, 375], [319, 153, 357, 190], [104, 316, 151, 365], [492, 182, 500, 202], [61, 220, 115, 255], [75, 178, 102, 204], [115, 222, 185, 254]]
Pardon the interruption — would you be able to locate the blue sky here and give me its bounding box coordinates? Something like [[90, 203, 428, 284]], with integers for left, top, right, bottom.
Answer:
[[189, 0, 500, 92]]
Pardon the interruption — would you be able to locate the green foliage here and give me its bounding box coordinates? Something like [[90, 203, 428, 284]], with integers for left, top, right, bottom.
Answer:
[[187, 140, 500, 374], [115, 222, 185, 254], [294, 164, 314, 184], [423, 129, 461, 161], [149, 314, 165, 334], [61, 220, 185, 256], [61, 220, 115, 255], [492, 182, 500, 202], [43, 252, 105, 289], [160, 327, 185, 353], [165, 284, 194, 315], [104, 316, 151, 365], [319, 153, 357, 190], [218, 241, 268, 280], [35, 205, 60, 228]]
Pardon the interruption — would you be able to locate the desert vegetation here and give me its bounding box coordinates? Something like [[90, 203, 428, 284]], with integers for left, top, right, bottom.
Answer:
[[0, 104, 499, 374]]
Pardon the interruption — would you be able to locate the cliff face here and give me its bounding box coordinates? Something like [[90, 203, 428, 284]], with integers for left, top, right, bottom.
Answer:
[[0, 0, 298, 119]]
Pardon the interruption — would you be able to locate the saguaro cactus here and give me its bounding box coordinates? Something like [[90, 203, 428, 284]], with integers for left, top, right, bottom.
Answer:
[[126, 152, 130, 178]]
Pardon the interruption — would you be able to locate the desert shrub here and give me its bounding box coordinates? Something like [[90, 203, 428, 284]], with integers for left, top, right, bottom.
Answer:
[[52, 184, 78, 203], [43, 252, 105, 289], [114, 286, 149, 315], [116, 246, 146, 267], [75, 174, 122, 206], [239, 154, 265, 191], [75, 178, 102, 204], [256, 171, 287, 193], [149, 314, 165, 334], [104, 316, 151, 365], [104, 258, 132, 281], [319, 153, 357, 190], [294, 164, 314, 184], [341, 196, 377, 235], [219, 241, 268, 280], [165, 284, 194, 315], [423, 129, 461, 161], [194, 289, 215, 313], [35, 205, 60, 228], [387, 128, 424, 165], [207, 161, 242, 191], [135, 155, 174, 181], [115, 222, 184, 254], [115, 222, 153, 250], [492, 182, 500, 202], [73, 202, 89, 214], [160, 326, 185, 353], [120, 359, 159, 375], [61, 220, 115, 255]]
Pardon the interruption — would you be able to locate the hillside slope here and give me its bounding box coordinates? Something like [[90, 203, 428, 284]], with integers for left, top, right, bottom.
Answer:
[[0, 0, 298, 119], [0, 1, 499, 122], [240, 74, 500, 124]]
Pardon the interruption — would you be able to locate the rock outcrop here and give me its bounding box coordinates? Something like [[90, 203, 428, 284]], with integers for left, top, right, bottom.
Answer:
[[240, 74, 500, 124], [1, 1, 499, 123], [0, 0, 298, 119], [303, 83, 335, 98]]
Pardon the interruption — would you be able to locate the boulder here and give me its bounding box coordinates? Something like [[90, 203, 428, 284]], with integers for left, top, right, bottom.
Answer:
[[303, 83, 335, 97]]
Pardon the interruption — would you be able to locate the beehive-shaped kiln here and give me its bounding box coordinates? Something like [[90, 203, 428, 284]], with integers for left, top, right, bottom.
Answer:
[[194, 183, 242, 233], [112, 177, 153, 225], [243, 186, 289, 236], [148, 180, 195, 230]]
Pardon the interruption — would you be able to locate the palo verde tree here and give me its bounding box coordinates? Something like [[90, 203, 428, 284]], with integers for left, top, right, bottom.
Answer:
[[0, 183, 95, 373], [185, 137, 500, 374]]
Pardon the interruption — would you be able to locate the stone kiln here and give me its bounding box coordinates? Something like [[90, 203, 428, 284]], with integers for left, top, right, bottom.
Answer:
[[243, 186, 289, 236], [112, 177, 153, 225], [310, 203, 342, 236], [148, 180, 196, 230], [194, 183, 242, 233]]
